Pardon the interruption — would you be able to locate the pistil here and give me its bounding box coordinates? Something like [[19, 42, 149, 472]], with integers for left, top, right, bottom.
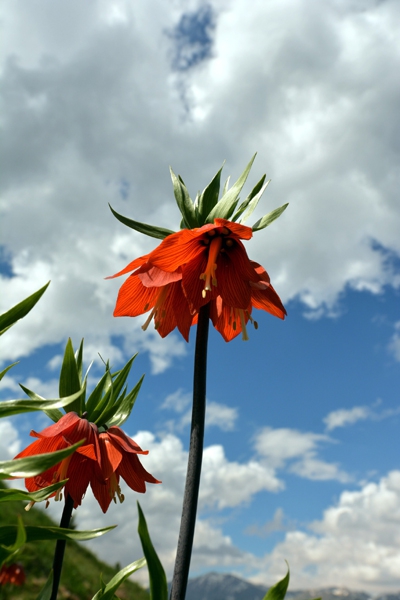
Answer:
[[200, 236, 223, 298]]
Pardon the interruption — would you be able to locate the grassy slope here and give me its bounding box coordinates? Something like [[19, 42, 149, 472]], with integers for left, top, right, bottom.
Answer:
[[0, 482, 149, 600]]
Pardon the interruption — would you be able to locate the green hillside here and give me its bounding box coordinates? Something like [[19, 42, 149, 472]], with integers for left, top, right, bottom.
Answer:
[[0, 482, 149, 600]]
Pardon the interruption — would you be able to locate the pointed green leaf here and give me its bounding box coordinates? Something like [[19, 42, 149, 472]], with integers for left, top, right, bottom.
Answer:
[[105, 375, 144, 428], [18, 384, 64, 423], [85, 368, 113, 417], [206, 154, 257, 222], [222, 175, 230, 196], [252, 203, 288, 231], [75, 339, 84, 382], [0, 516, 26, 565], [91, 558, 147, 600], [137, 502, 168, 600], [0, 282, 50, 336], [197, 164, 224, 223], [0, 388, 83, 419], [0, 524, 116, 546], [36, 570, 53, 600], [0, 440, 84, 479], [0, 480, 68, 503], [0, 362, 18, 381], [92, 355, 137, 425], [170, 168, 198, 229], [109, 204, 174, 240], [262, 566, 289, 600], [59, 338, 83, 414], [232, 176, 270, 224]]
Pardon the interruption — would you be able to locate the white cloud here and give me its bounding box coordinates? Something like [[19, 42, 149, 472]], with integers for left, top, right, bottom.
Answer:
[[0, 419, 21, 459], [39, 429, 400, 592], [251, 471, 400, 593], [389, 321, 400, 362], [324, 406, 371, 431], [39, 429, 281, 585], [0, 0, 399, 368], [161, 389, 238, 432], [254, 427, 350, 482], [324, 402, 400, 431]]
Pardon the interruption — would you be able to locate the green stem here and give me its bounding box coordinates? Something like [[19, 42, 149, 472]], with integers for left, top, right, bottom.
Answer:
[[170, 303, 210, 600], [50, 493, 74, 600]]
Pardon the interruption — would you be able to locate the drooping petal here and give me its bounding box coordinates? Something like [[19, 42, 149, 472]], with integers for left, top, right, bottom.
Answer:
[[113, 273, 159, 317], [106, 427, 148, 455], [106, 253, 150, 279], [117, 453, 161, 493], [138, 266, 182, 288], [250, 282, 286, 319], [213, 218, 253, 240]]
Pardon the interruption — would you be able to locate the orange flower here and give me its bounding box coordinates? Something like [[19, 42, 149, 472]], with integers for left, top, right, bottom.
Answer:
[[0, 563, 26, 586], [13, 412, 159, 512], [92, 427, 161, 513], [110, 218, 286, 341]]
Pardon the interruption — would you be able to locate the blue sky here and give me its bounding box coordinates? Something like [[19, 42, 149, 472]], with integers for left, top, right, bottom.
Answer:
[[1, 0, 400, 593]]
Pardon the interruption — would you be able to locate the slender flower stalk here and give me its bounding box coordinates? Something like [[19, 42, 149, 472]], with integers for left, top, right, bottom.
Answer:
[[51, 493, 74, 600], [170, 304, 210, 600]]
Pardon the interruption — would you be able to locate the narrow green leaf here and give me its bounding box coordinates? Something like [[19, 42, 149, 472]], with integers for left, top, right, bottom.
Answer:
[[36, 570, 53, 600], [109, 204, 174, 240], [206, 154, 257, 222], [91, 558, 147, 600], [0, 524, 116, 546], [233, 176, 270, 224], [105, 375, 144, 428], [170, 168, 198, 229], [0, 516, 27, 565], [0, 282, 50, 336], [197, 164, 224, 223], [85, 369, 113, 417], [222, 175, 230, 196], [94, 356, 138, 426], [75, 339, 84, 383], [0, 480, 68, 503], [252, 203, 288, 232], [59, 338, 83, 414], [262, 566, 289, 600], [0, 387, 83, 419], [137, 502, 168, 600], [0, 362, 18, 381], [0, 440, 84, 479]]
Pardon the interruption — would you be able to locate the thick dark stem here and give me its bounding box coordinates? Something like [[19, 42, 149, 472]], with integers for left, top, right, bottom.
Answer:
[[50, 493, 74, 600], [170, 303, 210, 600]]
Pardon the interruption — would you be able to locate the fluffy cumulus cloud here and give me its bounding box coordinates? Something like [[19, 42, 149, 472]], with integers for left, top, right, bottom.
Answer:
[[43, 429, 281, 585], [161, 388, 238, 432], [0, 419, 21, 460], [254, 426, 350, 482], [38, 429, 400, 592], [1, 0, 399, 367], [252, 471, 400, 593]]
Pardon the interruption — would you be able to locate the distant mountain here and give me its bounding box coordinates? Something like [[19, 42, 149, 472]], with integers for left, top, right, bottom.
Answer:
[[182, 572, 400, 600]]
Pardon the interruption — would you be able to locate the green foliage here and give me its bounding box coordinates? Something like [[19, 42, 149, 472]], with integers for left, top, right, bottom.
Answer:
[[0, 441, 84, 479], [0, 282, 50, 337], [0, 482, 149, 600], [108, 203, 174, 240], [137, 502, 168, 600], [91, 558, 146, 600], [108, 156, 288, 237], [262, 567, 290, 600], [206, 154, 257, 222]]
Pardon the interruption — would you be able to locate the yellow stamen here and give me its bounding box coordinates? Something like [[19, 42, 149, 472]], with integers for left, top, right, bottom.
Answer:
[[142, 286, 169, 331], [238, 309, 249, 341], [200, 236, 223, 297]]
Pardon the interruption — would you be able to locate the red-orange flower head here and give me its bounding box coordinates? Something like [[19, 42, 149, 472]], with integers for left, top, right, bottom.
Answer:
[[110, 218, 286, 342], [13, 412, 160, 514], [0, 563, 26, 586]]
